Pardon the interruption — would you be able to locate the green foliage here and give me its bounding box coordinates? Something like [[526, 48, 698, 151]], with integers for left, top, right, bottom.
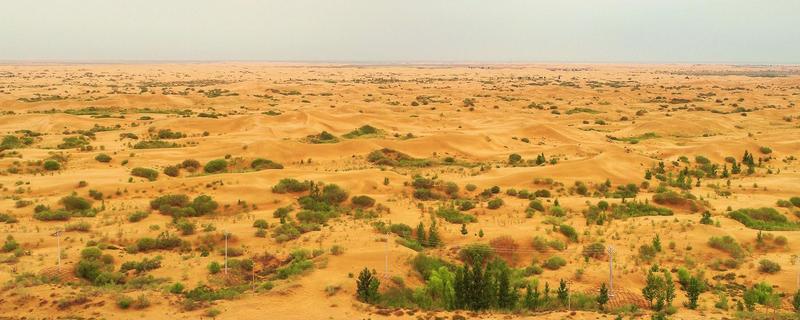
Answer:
[[131, 167, 159, 181], [558, 224, 578, 242], [728, 207, 800, 231], [351, 195, 375, 207], [307, 131, 339, 144], [757, 259, 781, 274], [611, 201, 673, 219], [272, 178, 311, 193], [343, 125, 380, 138], [133, 140, 179, 149], [436, 206, 477, 224], [250, 158, 283, 170], [149, 194, 217, 217], [367, 148, 431, 167], [58, 136, 89, 149], [487, 198, 504, 209], [708, 235, 746, 261], [543, 256, 567, 270], [43, 160, 61, 171], [163, 165, 180, 177], [94, 153, 112, 163], [203, 159, 228, 173], [356, 267, 381, 303]]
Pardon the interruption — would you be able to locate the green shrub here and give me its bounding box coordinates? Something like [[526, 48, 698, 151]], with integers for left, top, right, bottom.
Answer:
[[131, 167, 159, 181], [251, 158, 283, 170], [62, 195, 92, 211], [559, 224, 578, 242], [33, 209, 71, 221], [728, 207, 800, 231], [133, 140, 178, 149], [351, 195, 375, 208], [343, 125, 379, 138], [272, 178, 310, 193], [252, 219, 269, 229], [758, 259, 781, 274], [181, 159, 201, 171], [163, 165, 180, 177], [204, 159, 228, 173], [43, 160, 60, 171], [65, 221, 91, 232], [95, 153, 112, 163], [543, 256, 567, 270], [487, 198, 504, 209], [128, 211, 149, 222], [435, 206, 476, 223], [307, 131, 338, 144], [708, 235, 746, 261]]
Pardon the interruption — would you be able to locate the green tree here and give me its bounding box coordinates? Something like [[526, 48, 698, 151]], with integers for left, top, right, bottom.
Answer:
[[652, 235, 662, 252], [427, 267, 455, 309], [356, 267, 380, 303], [597, 282, 609, 310], [427, 220, 440, 247], [642, 269, 660, 308], [416, 222, 426, 244], [663, 271, 676, 307], [792, 289, 800, 314], [557, 279, 569, 306], [685, 275, 702, 309]]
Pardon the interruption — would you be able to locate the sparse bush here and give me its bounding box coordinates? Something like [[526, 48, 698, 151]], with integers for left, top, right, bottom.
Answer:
[[272, 178, 310, 193], [204, 159, 228, 173], [543, 256, 567, 270], [351, 195, 375, 208], [251, 158, 283, 170], [95, 153, 112, 163], [163, 165, 180, 177], [131, 167, 159, 181], [43, 160, 60, 171], [758, 259, 781, 274]]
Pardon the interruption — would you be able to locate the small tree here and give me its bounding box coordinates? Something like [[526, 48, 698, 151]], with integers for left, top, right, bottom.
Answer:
[[460, 223, 468, 236], [557, 279, 569, 306], [597, 282, 609, 310], [356, 268, 380, 303], [685, 275, 702, 309], [792, 289, 800, 314], [652, 235, 662, 252]]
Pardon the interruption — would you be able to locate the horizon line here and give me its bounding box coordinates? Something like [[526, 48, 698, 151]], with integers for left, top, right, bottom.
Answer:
[[0, 59, 798, 67]]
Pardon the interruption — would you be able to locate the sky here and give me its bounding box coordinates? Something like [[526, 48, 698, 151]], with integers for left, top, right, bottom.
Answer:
[[1, 0, 798, 64]]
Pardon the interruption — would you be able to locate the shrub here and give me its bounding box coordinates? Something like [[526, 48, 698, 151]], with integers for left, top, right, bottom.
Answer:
[[175, 219, 196, 235], [543, 256, 567, 270], [759, 146, 772, 154], [181, 159, 201, 171], [62, 195, 92, 211], [204, 159, 228, 173], [758, 259, 781, 274], [88, 189, 103, 200], [307, 131, 338, 144], [559, 224, 578, 242], [43, 160, 60, 171], [790, 197, 800, 207], [321, 184, 349, 204], [708, 235, 746, 261], [33, 209, 71, 221], [728, 207, 800, 231], [582, 242, 606, 259], [487, 198, 504, 209], [272, 178, 310, 193], [95, 153, 112, 163], [465, 184, 477, 192], [253, 219, 269, 229], [128, 211, 149, 222], [528, 200, 545, 212], [343, 125, 379, 138], [133, 140, 178, 149], [163, 165, 180, 177], [435, 206, 476, 224], [251, 158, 283, 170], [351, 195, 375, 208], [65, 221, 91, 232], [131, 167, 159, 181], [534, 189, 551, 197]]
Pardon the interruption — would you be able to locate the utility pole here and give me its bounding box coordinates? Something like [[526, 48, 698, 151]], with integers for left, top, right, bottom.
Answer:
[[52, 229, 63, 272], [607, 245, 615, 297], [224, 230, 228, 275]]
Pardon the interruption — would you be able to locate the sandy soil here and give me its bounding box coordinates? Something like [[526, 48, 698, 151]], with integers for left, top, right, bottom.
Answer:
[[0, 63, 798, 319]]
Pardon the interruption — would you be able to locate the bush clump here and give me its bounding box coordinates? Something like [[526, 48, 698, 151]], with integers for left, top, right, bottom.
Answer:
[[728, 207, 800, 231], [351, 195, 375, 208], [251, 158, 283, 170], [272, 178, 311, 193], [131, 167, 159, 181], [43, 160, 61, 171], [95, 153, 112, 163], [435, 206, 477, 224], [203, 159, 228, 173]]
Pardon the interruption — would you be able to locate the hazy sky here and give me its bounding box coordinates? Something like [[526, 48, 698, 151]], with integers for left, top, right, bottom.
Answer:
[[1, 0, 798, 63]]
